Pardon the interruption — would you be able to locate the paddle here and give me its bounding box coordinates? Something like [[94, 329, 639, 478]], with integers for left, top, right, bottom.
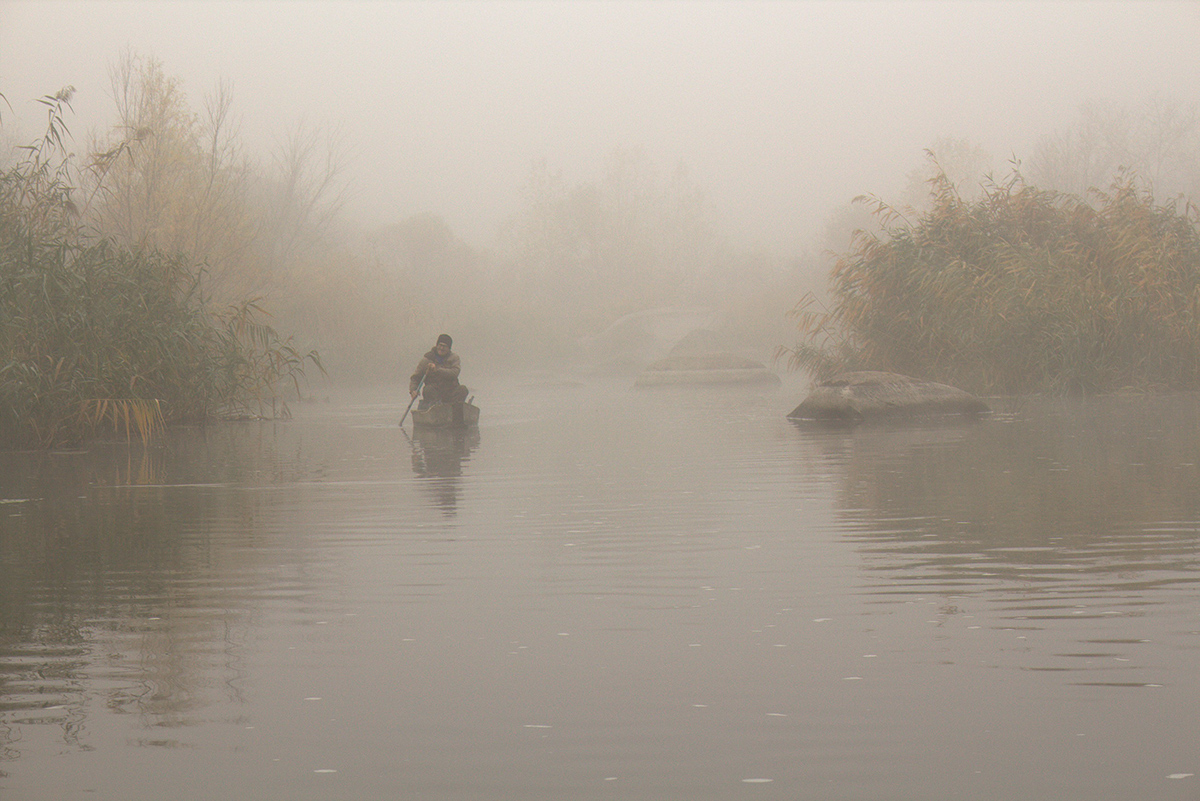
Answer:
[[399, 367, 429, 427]]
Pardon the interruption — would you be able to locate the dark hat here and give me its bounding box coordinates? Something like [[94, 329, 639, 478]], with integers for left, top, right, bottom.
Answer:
[[436, 334, 453, 348]]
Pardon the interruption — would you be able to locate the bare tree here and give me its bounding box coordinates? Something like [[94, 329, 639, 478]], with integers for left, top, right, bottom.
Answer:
[[82, 51, 354, 307], [84, 51, 262, 300], [503, 148, 723, 328], [1029, 98, 1200, 201], [261, 118, 350, 278]]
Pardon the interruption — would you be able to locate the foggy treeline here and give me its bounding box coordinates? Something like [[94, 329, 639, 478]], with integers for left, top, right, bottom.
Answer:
[[785, 99, 1200, 395], [8, 53, 806, 383], [6, 51, 1200, 444]]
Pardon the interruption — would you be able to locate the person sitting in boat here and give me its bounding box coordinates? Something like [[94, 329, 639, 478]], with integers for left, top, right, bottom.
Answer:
[[410, 334, 469, 409]]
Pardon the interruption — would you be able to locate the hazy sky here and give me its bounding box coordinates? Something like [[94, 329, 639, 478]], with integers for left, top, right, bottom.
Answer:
[[2, 1, 1198, 255]]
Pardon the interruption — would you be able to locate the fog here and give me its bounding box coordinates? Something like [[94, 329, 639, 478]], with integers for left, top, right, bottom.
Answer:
[[7, 6, 1200, 791], [3, 1, 1200, 380], [4, 0, 1196, 255]]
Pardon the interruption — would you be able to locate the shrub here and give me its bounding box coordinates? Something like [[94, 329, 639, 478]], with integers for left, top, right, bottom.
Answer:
[[782, 171, 1200, 394], [0, 89, 320, 449]]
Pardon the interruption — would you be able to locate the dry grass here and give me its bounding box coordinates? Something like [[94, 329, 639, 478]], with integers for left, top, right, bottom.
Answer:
[[1, 90, 322, 448], [781, 170, 1200, 394]]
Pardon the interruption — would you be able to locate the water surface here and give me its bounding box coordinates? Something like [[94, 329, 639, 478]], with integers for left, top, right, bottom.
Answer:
[[2, 378, 1199, 799]]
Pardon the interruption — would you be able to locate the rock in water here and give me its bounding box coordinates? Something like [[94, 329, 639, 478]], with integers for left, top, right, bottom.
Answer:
[[788, 371, 989, 422]]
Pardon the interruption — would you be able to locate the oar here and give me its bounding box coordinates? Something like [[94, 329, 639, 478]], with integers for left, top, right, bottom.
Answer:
[[400, 368, 428, 427]]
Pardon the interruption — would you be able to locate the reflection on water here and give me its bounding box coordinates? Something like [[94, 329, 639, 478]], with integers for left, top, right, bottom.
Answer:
[[406, 426, 481, 515], [1, 383, 1199, 799], [809, 395, 1200, 591]]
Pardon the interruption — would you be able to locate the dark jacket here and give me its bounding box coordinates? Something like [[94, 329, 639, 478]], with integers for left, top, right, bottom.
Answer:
[[410, 349, 462, 396]]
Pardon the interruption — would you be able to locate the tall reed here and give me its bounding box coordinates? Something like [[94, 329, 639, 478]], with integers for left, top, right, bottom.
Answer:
[[782, 171, 1200, 394], [1, 90, 321, 449]]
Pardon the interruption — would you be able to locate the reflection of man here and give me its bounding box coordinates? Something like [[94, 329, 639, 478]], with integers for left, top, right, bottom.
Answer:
[[410, 427, 480, 478], [410, 426, 481, 517], [410, 334, 468, 408]]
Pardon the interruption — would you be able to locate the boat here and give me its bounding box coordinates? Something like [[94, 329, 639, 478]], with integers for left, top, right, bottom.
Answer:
[[411, 401, 480, 428]]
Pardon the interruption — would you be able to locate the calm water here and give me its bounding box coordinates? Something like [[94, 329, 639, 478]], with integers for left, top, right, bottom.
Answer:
[[2, 376, 1199, 800]]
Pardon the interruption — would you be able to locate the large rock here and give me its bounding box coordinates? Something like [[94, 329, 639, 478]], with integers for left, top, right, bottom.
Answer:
[[788, 371, 989, 422]]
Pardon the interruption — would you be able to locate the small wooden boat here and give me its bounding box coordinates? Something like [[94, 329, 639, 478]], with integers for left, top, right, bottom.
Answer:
[[412, 401, 480, 428]]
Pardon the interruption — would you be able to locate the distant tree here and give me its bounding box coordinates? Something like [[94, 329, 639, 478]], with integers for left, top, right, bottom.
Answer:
[[1029, 98, 1200, 201], [259, 118, 350, 281], [84, 51, 351, 307], [84, 51, 261, 301], [369, 212, 478, 286], [502, 148, 720, 333], [347, 212, 485, 367]]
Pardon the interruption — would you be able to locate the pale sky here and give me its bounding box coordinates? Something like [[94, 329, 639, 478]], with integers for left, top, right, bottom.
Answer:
[[2, 1, 1198, 255]]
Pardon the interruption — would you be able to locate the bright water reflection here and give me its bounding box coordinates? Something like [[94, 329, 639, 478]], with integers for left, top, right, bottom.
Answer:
[[1, 379, 1198, 800]]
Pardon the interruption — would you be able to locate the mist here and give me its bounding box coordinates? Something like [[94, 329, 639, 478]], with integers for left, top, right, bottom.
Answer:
[[8, 7, 1200, 790], [3, 0, 1199, 381], [4, 1, 1195, 249]]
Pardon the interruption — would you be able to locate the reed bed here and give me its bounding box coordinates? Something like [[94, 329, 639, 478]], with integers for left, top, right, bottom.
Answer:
[[782, 171, 1200, 394], [1, 90, 320, 449]]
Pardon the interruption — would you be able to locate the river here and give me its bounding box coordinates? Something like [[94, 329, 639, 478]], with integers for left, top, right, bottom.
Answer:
[[2, 375, 1199, 800]]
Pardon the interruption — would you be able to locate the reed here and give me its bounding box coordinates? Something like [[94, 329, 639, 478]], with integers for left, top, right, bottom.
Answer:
[[1, 90, 321, 449], [781, 170, 1200, 394]]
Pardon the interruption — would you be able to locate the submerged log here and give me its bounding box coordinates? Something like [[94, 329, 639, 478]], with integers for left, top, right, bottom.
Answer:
[[788, 371, 989, 422]]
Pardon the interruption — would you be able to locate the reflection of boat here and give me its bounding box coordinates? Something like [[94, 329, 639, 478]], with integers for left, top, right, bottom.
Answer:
[[411, 425, 481, 478], [408, 425, 480, 515], [412, 401, 480, 428]]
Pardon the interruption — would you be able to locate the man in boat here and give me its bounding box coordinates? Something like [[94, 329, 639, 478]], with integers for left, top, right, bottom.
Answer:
[[410, 334, 469, 409]]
